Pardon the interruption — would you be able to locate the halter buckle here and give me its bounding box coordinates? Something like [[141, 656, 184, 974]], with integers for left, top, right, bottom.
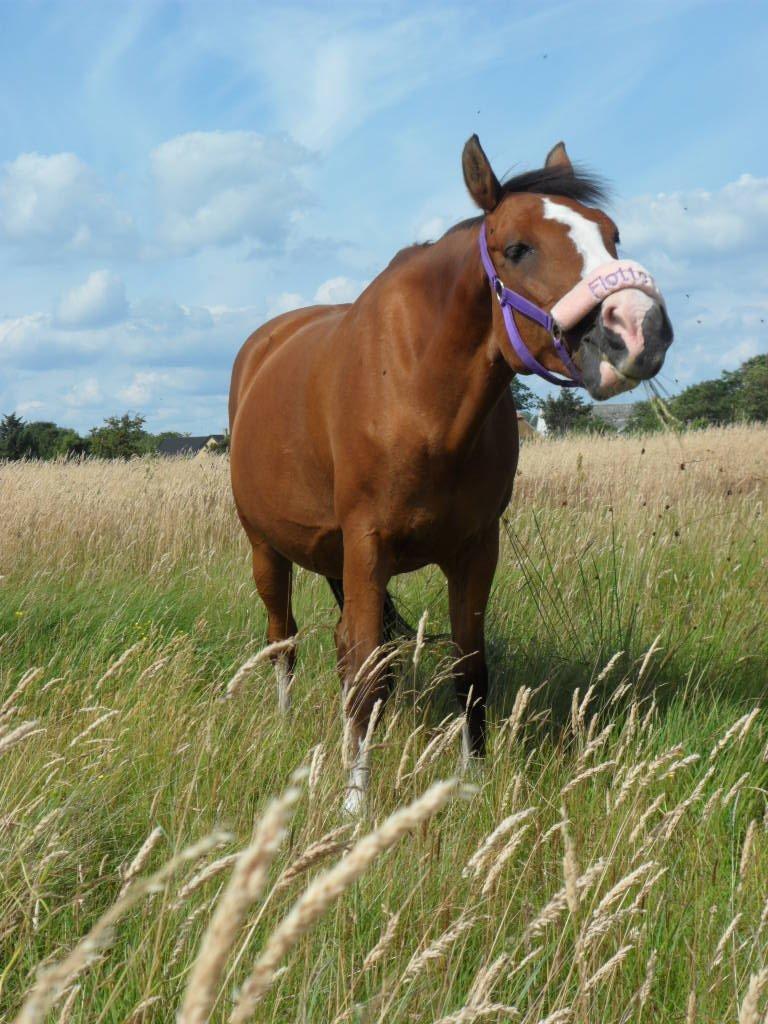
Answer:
[[493, 278, 505, 304]]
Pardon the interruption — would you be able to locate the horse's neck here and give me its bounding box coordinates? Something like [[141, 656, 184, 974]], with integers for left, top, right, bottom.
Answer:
[[402, 229, 513, 454]]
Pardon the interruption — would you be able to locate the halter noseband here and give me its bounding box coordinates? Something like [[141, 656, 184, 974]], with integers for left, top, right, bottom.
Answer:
[[478, 221, 663, 389]]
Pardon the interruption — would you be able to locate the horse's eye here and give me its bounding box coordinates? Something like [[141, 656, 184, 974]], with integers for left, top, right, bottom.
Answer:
[[504, 242, 532, 263]]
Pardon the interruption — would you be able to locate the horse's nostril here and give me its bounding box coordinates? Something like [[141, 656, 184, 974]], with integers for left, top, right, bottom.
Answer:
[[602, 303, 629, 341], [603, 303, 621, 325], [605, 333, 625, 353]]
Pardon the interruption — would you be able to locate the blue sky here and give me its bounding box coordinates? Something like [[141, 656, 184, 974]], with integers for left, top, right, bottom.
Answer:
[[0, 0, 766, 433]]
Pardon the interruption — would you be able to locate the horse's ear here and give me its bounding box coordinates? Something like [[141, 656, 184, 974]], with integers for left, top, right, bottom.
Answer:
[[545, 141, 572, 171], [462, 134, 501, 212]]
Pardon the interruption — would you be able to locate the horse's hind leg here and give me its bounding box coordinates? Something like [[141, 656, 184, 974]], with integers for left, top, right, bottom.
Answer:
[[442, 524, 499, 767], [246, 532, 298, 714]]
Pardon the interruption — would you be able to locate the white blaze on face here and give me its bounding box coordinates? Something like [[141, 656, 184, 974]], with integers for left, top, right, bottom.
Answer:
[[542, 198, 655, 375], [542, 197, 611, 273]]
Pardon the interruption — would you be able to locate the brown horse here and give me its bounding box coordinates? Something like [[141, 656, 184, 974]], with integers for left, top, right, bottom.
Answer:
[[229, 136, 672, 811]]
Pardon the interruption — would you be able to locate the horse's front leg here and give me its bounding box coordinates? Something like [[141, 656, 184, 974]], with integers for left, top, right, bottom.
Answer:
[[336, 524, 391, 814], [442, 524, 499, 766]]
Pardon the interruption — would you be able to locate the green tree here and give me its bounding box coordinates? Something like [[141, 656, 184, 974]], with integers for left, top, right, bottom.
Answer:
[[730, 354, 768, 423], [625, 401, 664, 434], [89, 413, 150, 459], [510, 378, 539, 415], [670, 377, 737, 427], [54, 428, 90, 457], [0, 412, 36, 459], [22, 421, 60, 458], [539, 391, 597, 436], [625, 355, 767, 432], [24, 421, 89, 459]]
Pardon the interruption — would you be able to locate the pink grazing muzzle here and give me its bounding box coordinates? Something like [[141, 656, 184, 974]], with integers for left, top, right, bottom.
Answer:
[[551, 259, 664, 360]]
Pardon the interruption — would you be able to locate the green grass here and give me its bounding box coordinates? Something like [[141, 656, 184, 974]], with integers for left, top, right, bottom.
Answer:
[[1, 427, 767, 1022]]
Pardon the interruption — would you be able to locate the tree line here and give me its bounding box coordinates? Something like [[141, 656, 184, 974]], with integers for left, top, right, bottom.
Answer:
[[539, 353, 768, 436], [1, 355, 765, 458], [0, 413, 196, 460]]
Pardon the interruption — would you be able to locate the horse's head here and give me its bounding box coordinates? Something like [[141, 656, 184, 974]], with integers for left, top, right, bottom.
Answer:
[[462, 135, 673, 399]]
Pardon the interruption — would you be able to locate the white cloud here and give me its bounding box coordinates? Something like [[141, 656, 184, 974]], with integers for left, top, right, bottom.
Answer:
[[414, 216, 447, 243], [118, 371, 167, 405], [264, 276, 365, 318], [151, 131, 312, 254], [607, 172, 768, 390], [117, 368, 226, 409], [0, 289, 268, 436], [718, 337, 761, 369], [57, 270, 128, 328], [0, 312, 101, 369], [65, 377, 102, 407], [0, 152, 135, 258], [0, 296, 251, 374], [0, 313, 50, 361], [16, 400, 44, 416], [266, 291, 304, 318], [247, 9, 519, 150], [129, 296, 197, 329], [313, 276, 364, 304], [619, 174, 768, 258]]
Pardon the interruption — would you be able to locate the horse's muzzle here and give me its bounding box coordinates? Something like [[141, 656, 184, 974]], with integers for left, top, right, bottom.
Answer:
[[579, 293, 673, 400]]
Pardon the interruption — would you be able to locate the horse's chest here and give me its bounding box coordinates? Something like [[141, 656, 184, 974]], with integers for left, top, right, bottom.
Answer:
[[385, 436, 517, 555]]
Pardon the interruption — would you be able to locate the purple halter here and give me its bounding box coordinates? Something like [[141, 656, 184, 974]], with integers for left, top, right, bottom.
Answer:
[[478, 221, 582, 387]]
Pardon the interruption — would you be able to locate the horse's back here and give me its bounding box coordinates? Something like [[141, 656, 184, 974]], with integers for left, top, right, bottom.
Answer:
[[229, 304, 349, 427]]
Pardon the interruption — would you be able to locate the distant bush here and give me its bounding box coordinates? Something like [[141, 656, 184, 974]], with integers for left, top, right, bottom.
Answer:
[[626, 354, 768, 433], [88, 413, 154, 459], [539, 390, 616, 436]]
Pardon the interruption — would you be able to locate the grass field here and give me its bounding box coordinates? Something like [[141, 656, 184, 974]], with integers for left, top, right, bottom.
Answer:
[[1, 425, 767, 1023]]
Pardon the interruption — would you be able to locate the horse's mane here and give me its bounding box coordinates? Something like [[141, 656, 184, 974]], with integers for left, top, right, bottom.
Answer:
[[445, 163, 610, 236], [501, 163, 608, 204], [386, 241, 433, 269]]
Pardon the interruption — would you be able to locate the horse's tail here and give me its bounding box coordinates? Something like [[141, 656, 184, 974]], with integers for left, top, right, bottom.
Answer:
[[325, 577, 416, 641]]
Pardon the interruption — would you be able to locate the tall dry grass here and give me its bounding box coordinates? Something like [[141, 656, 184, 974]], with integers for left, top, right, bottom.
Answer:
[[0, 425, 766, 1021]]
